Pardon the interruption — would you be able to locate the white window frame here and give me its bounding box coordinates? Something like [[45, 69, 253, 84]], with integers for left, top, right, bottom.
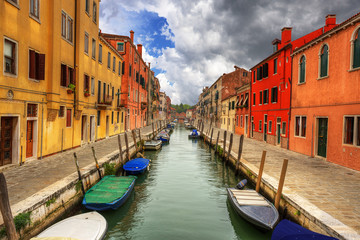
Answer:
[[91, 76, 95, 95], [30, 0, 40, 20], [294, 116, 307, 138], [61, 11, 73, 44], [318, 43, 330, 79], [350, 26, 360, 71], [84, 32, 89, 54], [98, 44, 102, 63], [268, 120, 272, 133], [92, 38, 96, 59], [343, 115, 360, 147], [298, 54, 306, 84], [3, 37, 18, 77]]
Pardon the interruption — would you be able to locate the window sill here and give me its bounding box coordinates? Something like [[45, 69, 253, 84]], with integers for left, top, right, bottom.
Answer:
[[61, 37, 74, 46], [29, 14, 41, 24], [3, 72, 18, 78], [5, 0, 20, 9], [92, 57, 96, 61], [85, 11, 90, 17], [294, 135, 306, 139], [348, 67, 360, 72], [317, 75, 329, 80], [28, 78, 40, 83], [342, 143, 360, 148], [297, 82, 306, 86], [84, 52, 89, 56]]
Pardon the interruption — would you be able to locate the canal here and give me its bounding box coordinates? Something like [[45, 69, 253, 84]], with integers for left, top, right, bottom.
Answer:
[[100, 124, 271, 239]]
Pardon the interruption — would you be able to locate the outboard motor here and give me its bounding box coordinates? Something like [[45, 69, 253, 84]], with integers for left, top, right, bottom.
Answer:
[[236, 179, 247, 189]]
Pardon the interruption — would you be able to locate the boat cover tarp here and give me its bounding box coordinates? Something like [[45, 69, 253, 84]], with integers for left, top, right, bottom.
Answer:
[[191, 129, 198, 136], [84, 176, 136, 204], [271, 219, 338, 240], [123, 158, 149, 171]]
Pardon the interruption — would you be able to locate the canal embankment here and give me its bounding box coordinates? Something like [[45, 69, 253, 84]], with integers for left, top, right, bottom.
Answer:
[[0, 121, 168, 240], [194, 119, 360, 240]]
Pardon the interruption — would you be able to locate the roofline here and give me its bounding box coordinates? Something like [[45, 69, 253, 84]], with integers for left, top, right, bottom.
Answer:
[[250, 44, 291, 70], [99, 35, 124, 60]]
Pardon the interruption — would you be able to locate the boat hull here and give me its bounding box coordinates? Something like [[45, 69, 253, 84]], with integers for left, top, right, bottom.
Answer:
[[227, 188, 279, 231], [82, 176, 136, 211], [143, 140, 162, 150], [123, 158, 150, 175]]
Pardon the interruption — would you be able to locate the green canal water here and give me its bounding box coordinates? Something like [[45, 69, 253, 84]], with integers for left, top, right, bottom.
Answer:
[[100, 125, 271, 239]]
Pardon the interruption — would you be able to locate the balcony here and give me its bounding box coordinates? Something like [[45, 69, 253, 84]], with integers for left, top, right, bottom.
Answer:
[[96, 95, 113, 109]]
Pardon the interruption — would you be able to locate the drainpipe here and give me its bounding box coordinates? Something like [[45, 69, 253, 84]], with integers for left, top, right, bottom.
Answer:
[[287, 47, 293, 150], [40, 98, 44, 160], [73, 0, 78, 147]]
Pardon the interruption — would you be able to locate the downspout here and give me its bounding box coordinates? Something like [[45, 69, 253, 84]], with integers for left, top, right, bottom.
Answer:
[[250, 71, 252, 138], [73, 0, 78, 147], [40, 98, 44, 160], [287, 47, 293, 150]]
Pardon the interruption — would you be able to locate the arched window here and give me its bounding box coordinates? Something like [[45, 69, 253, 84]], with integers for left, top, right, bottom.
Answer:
[[320, 45, 328, 77], [299, 55, 306, 83], [353, 29, 360, 69]]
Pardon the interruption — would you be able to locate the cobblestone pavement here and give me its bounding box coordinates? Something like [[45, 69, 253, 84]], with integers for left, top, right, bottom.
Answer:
[[198, 121, 360, 235], [1, 121, 360, 237], [1, 125, 154, 206]]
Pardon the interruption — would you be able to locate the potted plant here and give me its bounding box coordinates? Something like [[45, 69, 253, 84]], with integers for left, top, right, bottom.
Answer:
[[84, 88, 90, 97], [67, 83, 75, 94]]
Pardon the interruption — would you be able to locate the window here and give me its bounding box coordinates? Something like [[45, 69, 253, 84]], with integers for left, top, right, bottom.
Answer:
[[60, 64, 74, 87], [92, 1, 97, 23], [30, 0, 39, 19], [91, 77, 95, 95], [92, 38, 96, 59], [27, 104, 38, 117], [299, 55, 306, 83], [232, 101, 235, 110], [320, 45, 328, 77], [107, 52, 111, 69], [112, 87, 114, 100], [29, 49, 45, 80], [257, 67, 261, 80], [59, 106, 65, 118], [253, 71, 256, 83], [117, 42, 124, 52], [263, 89, 269, 104], [282, 122, 286, 135], [4, 38, 17, 75], [259, 120, 262, 131], [112, 56, 116, 72], [66, 109, 72, 127], [243, 72, 247, 77], [122, 61, 125, 75], [84, 74, 90, 93], [117, 112, 119, 123], [352, 29, 360, 69], [259, 91, 263, 105], [97, 81, 101, 103], [262, 63, 268, 78], [240, 115, 243, 128], [121, 112, 124, 123], [85, 0, 90, 14], [295, 116, 306, 137], [61, 11, 73, 43], [269, 121, 272, 133], [274, 58, 277, 74], [129, 64, 132, 76], [118, 61, 121, 76], [111, 111, 114, 124], [98, 44, 102, 63], [84, 32, 89, 54], [271, 87, 278, 103], [97, 110, 101, 126], [253, 93, 256, 106], [344, 116, 360, 146]]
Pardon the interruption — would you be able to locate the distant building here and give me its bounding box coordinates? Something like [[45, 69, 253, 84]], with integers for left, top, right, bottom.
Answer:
[[235, 83, 250, 137]]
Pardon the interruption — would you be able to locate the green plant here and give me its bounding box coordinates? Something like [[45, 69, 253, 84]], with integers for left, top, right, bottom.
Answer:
[[0, 227, 6, 238], [75, 180, 82, 193], [294, 210, 301, 216], [46, 197, 56, 207], [104, 162, 116, 176], [14, 212, 31, 232], [68, 83, 75, 90], [217, 146, 223, 156]]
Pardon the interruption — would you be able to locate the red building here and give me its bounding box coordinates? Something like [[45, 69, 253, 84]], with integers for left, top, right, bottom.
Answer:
[[250, 16, 337, 148], [101, 31, 148, 130], [222, 66, 250, 101], [290, 13, 360, 170]]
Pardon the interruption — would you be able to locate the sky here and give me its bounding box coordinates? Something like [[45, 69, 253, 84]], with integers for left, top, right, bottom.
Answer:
[[99, 0, 360, 105]]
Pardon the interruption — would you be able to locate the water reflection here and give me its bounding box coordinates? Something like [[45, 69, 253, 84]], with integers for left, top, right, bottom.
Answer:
[[101, 124, 271, 239]]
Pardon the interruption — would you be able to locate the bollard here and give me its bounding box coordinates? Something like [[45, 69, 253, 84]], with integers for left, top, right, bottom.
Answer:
[[255, 151, 266, 192]]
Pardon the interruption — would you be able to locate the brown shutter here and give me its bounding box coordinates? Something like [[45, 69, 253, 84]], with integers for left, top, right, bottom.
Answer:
[[72, 68, 76, 85], [29, 50, 36, 79], [66, 66, 70, 87], [37, 53, 45, 80]]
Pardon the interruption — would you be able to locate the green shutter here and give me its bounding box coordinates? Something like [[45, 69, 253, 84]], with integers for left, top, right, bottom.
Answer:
[[354, 36, 360, 68], [320, 46, 328, 77], [300, 57, 305, 83]]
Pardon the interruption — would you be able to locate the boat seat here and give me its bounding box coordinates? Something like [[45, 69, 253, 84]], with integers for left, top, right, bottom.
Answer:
[[236, 199, 269, 206]]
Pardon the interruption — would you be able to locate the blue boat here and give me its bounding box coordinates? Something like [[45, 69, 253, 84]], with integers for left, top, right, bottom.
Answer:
[[82, 175, 136, 211], [155, 130, 170, 143], [271, 219, 338, 240], [123, 158, 150, 175]]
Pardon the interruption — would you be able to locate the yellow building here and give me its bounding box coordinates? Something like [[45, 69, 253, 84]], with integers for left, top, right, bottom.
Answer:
[[0, 0, 124, 167], [220, 94, 237, 132]]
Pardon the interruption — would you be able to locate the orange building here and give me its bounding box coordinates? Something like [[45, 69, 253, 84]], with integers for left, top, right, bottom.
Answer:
[[101, 31, 149, 130], [289, 13, 360, 171], [235, 83, 250, 136]]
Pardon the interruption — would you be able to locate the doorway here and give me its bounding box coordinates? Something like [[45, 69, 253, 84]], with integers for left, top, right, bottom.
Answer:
[[263, 115, 268, 142], [245, 115, 248, 137], [81, 115, 87, 143], [90, 116, 95, 142], [1, 117, 13, 166], [276, 117, 281, 145], [317, 118, 328, 158], [106, 116, 109, 137], [26, 120, 34, 158]]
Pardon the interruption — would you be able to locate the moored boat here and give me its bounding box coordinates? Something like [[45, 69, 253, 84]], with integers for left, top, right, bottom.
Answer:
[[123, 157, 150, 175], [34, 211, 107, 240], [227, 187, 279, 231], [188, 129, 200, 139], [143, 140, 162, 150], [82, 175, 136, 211], [155, 130, 170, 143]]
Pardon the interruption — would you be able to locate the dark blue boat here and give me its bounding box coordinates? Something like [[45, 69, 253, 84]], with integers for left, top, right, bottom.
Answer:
[[123, 158, 150, 175], [82, 175, 136, 211], [271, 219, 338, 240]]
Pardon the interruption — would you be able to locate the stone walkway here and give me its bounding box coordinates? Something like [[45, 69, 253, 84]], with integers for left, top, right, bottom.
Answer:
[[1, 121, 360, 239], [197, 121, 360, 239]]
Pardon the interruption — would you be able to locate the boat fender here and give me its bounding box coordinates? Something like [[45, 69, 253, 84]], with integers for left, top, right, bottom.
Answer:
[[236, 179, 247, 189]]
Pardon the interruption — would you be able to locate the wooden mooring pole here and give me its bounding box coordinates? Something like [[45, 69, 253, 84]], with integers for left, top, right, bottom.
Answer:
[[132, 130, 138, 152], [215, 131, 220, 153], [117, 135, 124, 163], [255, 151, 266, 192], [152, 123, 155, 139], [138, 129, 143, 153], [236, 135, 244, 174], [125, 132, 130, 161], [222, 131, 227, 158], [275, 159, 288, 210], [73, 153, 85, 194], [209, 128, 214, 145], [91, 146, 102, 180], [226, 133, 233, 162], [0, 173, 18, 240]]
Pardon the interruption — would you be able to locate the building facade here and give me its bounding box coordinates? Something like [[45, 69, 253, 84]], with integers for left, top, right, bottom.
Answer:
[[289, 13, 360, 170], [235, 84, 250, 136]]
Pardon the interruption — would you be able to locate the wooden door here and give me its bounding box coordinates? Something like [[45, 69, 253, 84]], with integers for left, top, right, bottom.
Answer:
[[317, 118, 328, 158], [26, 120, 34, 158], [1, 117, 13, 166], [90, 116, 95, 142], [277, 124, 281, 145]]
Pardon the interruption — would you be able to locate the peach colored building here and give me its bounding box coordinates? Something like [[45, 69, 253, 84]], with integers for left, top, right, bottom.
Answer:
[[289, 13, 360, 171]]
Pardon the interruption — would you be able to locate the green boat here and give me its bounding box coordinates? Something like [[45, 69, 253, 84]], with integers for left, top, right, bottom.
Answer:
[[82, 175, 137, 211]]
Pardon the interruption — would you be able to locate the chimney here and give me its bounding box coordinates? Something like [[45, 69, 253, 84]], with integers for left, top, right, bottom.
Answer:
[[137, 44, 142, 57], [281, 27, 292, 45], [130, 30, 134, 43], [324, 14, 336, 32], [148, 62, 151, 68]]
